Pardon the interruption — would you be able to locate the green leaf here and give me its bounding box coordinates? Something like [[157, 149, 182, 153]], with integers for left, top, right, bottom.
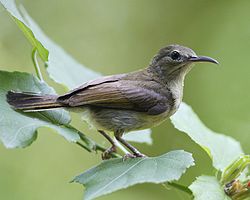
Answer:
[[170, 102, 243, 171], [0, 0, 48, 61], [189, 175, 230, 200], [123, 129, 152, 145], [73, 150, 194, 200], [0, 70, 80, 148], [0, 0, 100, 89]]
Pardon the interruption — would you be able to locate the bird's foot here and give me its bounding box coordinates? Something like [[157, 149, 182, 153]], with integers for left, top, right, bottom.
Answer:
[[122, 152, 147, 161], [101, 145, 117, 160]]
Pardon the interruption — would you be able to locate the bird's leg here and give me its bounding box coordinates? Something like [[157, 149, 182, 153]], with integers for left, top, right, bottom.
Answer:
[[98, 130, 117, 160], [115, 130, 146, 158]]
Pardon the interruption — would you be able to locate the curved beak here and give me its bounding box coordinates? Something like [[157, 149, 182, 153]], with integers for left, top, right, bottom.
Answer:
[[189, 56, 219, 64]]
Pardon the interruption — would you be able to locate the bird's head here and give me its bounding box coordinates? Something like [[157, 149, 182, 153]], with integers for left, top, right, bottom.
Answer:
[[149, 44, 218, 82]]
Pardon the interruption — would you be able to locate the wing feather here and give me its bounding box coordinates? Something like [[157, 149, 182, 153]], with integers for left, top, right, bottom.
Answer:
[[58, 74, 170, 115]]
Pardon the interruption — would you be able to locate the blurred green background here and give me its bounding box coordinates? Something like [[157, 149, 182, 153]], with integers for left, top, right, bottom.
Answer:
[[0, 0, 250, 199]]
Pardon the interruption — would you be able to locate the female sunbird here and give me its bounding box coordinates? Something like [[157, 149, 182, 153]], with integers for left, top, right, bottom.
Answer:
[[7, 44, 218, 159]]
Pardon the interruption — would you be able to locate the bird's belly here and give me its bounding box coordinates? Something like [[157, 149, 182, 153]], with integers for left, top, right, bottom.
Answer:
[[81, 107, 170, 133]]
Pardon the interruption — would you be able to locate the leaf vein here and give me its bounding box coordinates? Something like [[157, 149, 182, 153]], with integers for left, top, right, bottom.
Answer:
[[92, 158, 146, 198]]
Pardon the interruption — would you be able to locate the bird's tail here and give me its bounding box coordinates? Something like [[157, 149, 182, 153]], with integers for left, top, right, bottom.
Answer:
[[6, 91, 64, 112]]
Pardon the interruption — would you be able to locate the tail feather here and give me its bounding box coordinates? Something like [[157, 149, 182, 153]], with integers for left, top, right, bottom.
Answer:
[[6, 91, 63, 111]]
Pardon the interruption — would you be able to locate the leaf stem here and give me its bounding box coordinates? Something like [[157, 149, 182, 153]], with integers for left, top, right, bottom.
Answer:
[[32, 48, 44, 82], [114, 137, 130, 154], [166, 182, 193, 195]]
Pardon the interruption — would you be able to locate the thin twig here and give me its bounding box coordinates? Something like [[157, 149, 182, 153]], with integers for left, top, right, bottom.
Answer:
[[114, 137, 130, 154], [76, 141, 92, 152], [32, 48, 44, 82]]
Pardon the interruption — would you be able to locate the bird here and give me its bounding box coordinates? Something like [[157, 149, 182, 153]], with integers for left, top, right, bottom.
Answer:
[[6, 44, 218, 159]]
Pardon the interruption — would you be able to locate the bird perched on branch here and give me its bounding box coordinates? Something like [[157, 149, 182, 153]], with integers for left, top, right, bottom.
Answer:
[[7, 44, 218, 159]]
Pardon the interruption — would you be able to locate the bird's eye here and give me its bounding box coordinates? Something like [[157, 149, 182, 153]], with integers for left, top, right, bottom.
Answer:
[[170, 51, 181, 60]]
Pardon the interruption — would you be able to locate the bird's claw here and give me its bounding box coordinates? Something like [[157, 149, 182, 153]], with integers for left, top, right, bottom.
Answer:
[[122, 153, 147, 161], [101, 145, 117, 160]]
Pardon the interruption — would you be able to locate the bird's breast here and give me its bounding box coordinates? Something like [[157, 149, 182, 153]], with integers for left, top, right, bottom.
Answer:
[[166, 83, 183, 116]]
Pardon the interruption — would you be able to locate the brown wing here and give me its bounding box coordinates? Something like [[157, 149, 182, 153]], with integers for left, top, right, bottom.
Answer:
[[58, 75, 170, 115], [60, 74, 127, 97]]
